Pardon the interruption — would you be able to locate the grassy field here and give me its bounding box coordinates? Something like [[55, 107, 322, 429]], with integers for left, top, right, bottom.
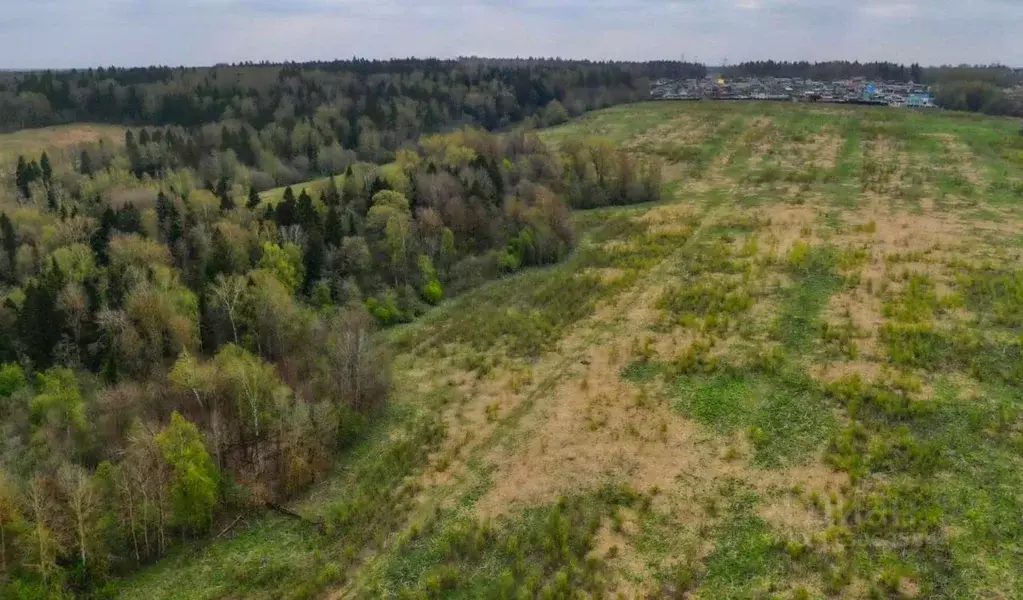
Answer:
[[259, 163, 405, 206], [260, 174, 344, 205], [0, 123, 124, 164], [119, 101, 1023, 599]]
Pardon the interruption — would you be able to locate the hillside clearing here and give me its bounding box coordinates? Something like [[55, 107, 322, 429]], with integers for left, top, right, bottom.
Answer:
[[0, 123, 124, 164]]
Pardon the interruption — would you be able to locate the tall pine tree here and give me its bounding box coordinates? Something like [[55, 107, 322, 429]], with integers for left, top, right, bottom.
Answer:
[[0, 213, 16, 283], [276, 187, 297, 228], [40, 152, 52, 184], [217, 177, 234, 211], [246, 187, 261, 210]]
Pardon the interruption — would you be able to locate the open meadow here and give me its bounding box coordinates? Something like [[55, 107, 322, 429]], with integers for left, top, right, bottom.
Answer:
[[0, 123, 124, 165], [117, 101, 1023, 599]]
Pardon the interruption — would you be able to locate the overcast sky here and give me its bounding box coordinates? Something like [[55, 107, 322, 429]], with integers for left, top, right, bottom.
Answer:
[[2, 0, 1021, 69]]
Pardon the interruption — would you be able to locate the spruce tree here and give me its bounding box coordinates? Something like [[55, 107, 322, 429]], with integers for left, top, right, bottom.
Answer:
[[324, 175, 341, 207], [218, 178, 235, 212], [302, 235, 325, 296], [14, 156, 28, 198], [17, 263, 66, 369], [297, 189, 319, 233], [117, 203, 143, 234], [324, 206, 342, 247], [91, 208, 115, 265], [246, 187, 261, 210], [276, 187, 297, 227], [79, 150, 93, 177], [156, 191, 172, 232], [40, 152, 52, 184], [0, 213, 16, 281]]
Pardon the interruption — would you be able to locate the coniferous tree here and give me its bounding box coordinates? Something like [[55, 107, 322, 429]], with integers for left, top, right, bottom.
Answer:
[[17, 262, 66, 369], [0, 213, 16, 271], [79, 150, 93, 177], [302, 235, 325, 296], [116, 203, 143, 234], [297, 189, 319, 233], [15, 156, 29, 198], [246, 187, 261, 210], [276, 187, 297, 228], [324, 176, 341, 207], [90, 208, 116, 265], [156, 191, 173, 230], [216, 177, 234, 211], [40, 152, 52, 184], [46, 186, 58, 213], [0, 213, 16, 282], [324, 206, 343, 247]]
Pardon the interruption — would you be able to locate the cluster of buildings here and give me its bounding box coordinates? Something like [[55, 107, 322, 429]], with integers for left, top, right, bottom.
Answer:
[[650, 76, 935, 108]]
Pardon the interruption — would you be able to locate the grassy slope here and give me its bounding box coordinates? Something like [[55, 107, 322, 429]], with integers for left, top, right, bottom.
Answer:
[[259, 174, 343, 206], [258, 163, 404, 206], [119, 102, 1023, 599], [0, 123, 124, 165]]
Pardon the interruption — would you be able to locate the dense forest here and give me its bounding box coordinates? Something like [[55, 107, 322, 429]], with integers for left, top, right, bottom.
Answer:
[[0, 59, 667, 597], [0, 58, 709, 133], [722, 61, 1023, 117]]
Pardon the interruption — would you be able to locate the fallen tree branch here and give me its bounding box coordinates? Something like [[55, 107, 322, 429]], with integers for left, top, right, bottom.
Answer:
[[215, 515, 244, 540]]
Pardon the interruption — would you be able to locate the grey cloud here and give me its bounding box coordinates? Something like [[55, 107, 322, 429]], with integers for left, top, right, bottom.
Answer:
[[0, 0, 1019, 69]]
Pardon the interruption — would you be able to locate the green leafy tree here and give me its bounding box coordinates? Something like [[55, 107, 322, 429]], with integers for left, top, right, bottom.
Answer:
[[155, 413, 219, 532], [418, 255, 443, 305], [368, 191, 412, 284], [258, 242, 304, 293], [29, 368, 88, 464], [0, 363, 26, 398]]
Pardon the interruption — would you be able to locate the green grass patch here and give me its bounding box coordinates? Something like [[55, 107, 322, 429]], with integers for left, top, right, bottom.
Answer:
[[697, 487, 794, 598], [375, 485, 643, 598], [776, 243, 841, 353], [672, 370, 834, 467]]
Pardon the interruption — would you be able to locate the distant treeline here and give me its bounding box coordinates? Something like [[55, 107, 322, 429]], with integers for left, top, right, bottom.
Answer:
[[721, 60, 1023, 117], [0, 58, 705, 134], [721, 60, 926, 83]]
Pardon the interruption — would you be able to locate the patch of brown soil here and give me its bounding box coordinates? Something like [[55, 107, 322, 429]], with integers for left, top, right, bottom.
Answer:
[[935, 133, 984, 187], [759, 495, 828, 538], [582, 267, 630, 284], [590, 520, 652, 597], [776, 129, 843, 172], [825, 289, 884, 357], [474, 333, 847, 522], [414, 360, 540, 491], [760, 203, 821, 255], [806, 130, 844, 171], [639, 202, 698, 235], [814, 361, 884, 383], [835, 205, 967, 262]]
